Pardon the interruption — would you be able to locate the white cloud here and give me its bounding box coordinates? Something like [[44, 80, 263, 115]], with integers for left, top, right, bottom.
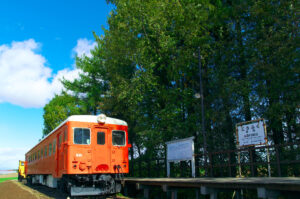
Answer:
[[51, 68, 81, 95], [0, 39, 82, 108], [0, 39, 52, 108], [72, 38, 96, 58], [0, 148, 28, 170]]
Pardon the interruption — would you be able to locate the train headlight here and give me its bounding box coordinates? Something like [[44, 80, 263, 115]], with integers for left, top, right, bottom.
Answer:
[[97, 114, 107, 124]]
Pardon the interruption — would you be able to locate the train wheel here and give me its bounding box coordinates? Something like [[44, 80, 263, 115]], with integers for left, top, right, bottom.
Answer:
[[58, 178, 68, 193], [18, 173, 22, 182], [26, 176, 32, 185]]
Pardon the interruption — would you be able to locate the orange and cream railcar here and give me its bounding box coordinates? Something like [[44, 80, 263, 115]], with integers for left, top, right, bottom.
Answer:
[[25, 114, 130, 196]]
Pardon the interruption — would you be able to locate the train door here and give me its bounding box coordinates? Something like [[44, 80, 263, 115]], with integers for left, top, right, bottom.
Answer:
[[92, 127, 110, 173]]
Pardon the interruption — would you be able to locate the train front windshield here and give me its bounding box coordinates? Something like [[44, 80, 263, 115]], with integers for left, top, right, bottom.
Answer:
[[74, 128, 91, 144], [112, 131, 125, 146]]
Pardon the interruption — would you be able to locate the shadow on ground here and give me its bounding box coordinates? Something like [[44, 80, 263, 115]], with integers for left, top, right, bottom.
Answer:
[[22, 180, 69, 199]]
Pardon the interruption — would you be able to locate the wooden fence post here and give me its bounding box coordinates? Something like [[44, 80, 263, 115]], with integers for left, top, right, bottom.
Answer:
[[209, 153, 213, 177], [228, 152, 232, 177], [275, 145, 281, 177], [249, 148, 254, 177]]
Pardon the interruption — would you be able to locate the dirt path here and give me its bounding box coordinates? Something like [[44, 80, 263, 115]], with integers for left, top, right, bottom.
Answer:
[[0, 180, 49, 199], [0, 180, 69, 199]]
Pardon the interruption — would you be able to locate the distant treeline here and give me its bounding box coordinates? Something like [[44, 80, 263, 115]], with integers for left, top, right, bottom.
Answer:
[[43, 0, 299, 176]]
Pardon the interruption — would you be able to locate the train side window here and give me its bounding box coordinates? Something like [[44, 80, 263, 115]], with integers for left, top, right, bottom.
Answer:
[[41, 148, 43, 158], [112, 131, 126, 146], [59, 134, 62, 147], [49, 143, 52, 156], [97, 132, 105, 145], [53, 140, 56, 154], [74, 128, 90, 145], [44, 146, 47, 156], [64, 129, 67, 142]]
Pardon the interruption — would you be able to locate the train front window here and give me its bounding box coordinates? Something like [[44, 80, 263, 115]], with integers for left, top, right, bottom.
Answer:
[[97, 132, 105, 145], [112, 131, 126, 146], [74, 128, 90, 145]]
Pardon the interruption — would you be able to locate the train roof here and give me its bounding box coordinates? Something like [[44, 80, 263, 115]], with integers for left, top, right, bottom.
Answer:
[[26, 115, 127, 154], [66, 115, 127, 126]]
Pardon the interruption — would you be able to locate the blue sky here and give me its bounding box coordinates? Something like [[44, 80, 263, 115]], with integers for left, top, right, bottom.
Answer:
[[0, 0, 113, 170]]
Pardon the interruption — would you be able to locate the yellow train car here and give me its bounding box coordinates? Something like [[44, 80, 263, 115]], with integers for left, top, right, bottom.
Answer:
[[18, 160, 26, 181]]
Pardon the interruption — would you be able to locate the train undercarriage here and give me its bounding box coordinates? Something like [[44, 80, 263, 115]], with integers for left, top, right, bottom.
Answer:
[[27, 174, 122, 197]]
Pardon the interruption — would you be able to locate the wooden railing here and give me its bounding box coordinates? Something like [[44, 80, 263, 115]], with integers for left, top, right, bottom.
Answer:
[[195, 141, 300, 177], [128, 141, 300, 178]]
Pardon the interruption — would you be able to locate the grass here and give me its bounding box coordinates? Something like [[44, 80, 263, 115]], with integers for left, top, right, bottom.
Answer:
[[0, 177, 18, 183], [116, 193, 131, 199]]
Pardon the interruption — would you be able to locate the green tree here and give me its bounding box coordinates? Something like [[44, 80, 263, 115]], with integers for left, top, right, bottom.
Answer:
[[62, 35, 109, 115], [250, 0, 299, 145], [43, 92, 84, 135]]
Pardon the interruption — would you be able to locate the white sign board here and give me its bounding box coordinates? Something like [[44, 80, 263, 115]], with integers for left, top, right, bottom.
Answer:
[[236, 119, 266, 147], [166, 137, 194, 161], [166, 137, 195, 177]]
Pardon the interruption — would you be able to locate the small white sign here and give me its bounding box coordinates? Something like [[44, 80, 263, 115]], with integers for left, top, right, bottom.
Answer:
[[237, 119, 266, 147], [166, 137, 194, 161]]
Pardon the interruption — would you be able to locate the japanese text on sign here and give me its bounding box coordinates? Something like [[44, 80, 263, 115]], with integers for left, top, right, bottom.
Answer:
[[237, 120, 266, 147]]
